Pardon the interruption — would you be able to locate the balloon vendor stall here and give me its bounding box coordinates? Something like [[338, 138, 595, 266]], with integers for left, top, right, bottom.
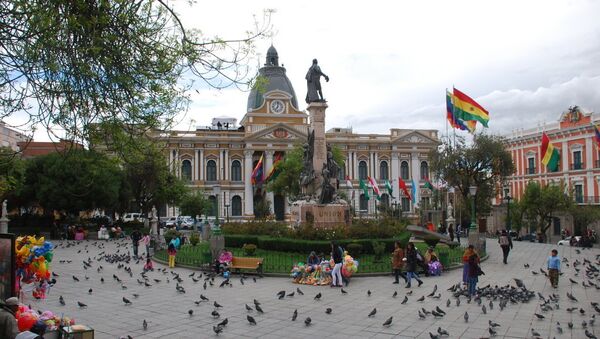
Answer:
[[15, 235, 54, 299]]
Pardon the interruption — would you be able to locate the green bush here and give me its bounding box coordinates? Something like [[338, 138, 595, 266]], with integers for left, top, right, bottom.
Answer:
[[423, 237, 440, 248], [163, 229, 181, 244], [224, 235, 259, 248], [243, 243, 257, 256], [189, 232, 200, 246], [346, 242, 363, 257], [222, 221, 291, 237], [371, 240, 385, 260]]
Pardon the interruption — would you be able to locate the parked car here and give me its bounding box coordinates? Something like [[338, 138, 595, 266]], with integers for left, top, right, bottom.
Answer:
[[557, 236, 581, 246], [122, 213, 144, 222], [178, 216, 194, 229], [518, 233, 536, 242], [164, 216, 178, 227], [509, 231, 519, 240]]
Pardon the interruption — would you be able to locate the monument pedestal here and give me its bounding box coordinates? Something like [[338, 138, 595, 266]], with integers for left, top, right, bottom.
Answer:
[[291, 200, 350, 228]]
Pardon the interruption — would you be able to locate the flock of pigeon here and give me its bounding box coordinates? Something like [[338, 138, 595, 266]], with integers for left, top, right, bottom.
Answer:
[[29, 238, 600, 338]]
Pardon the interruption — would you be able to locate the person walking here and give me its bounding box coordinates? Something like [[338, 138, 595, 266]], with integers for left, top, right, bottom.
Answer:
[[404, 242, 423, 288], [167, 239, 177, 268], [130, 228, 142, 258], [462, 245, 479, 285], [448, 225, 455, 242], [141, 233, 151, 257], [456, 224, 461, 244], [498, 229, 513, 264], [330, 241, 343, 287], [467, 254, 480, 296], [547, 249, 561, 288], [391, 241, 407, 284], [0, 297, 19, 339]]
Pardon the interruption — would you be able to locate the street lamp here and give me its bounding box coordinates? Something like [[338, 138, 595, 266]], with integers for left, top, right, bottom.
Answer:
[[224, 203, 230, 223], [504, 187, 512, 231], [212, 184, 221, 235], [469, 185, 477, 231]]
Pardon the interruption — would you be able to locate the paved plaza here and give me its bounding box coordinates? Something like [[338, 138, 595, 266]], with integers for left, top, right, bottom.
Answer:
[[23, 238, 600, 338]]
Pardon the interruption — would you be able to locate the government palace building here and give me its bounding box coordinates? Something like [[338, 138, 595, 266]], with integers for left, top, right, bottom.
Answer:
[[158, 46, 440, 221]]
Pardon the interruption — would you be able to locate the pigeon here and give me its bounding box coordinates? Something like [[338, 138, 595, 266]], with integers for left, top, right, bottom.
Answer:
[[585, 329, 598, 339], [432, 310, 444, 318], [218, 318, 228, 327], [77, 301, 87, 308], [581, 308, 586, 315], [488, 327, 497, 336], [531, 329, 541, 337], [341, 288, 348, 294], [245, 304, 253, 311], [59, 296, 65, 306], [286, 292, 295, 297], [367, 290, 372, 297], [401, 296, 408, 304], [188, 309, 194, 317], [556, 322, 563, 334], [214, 301, 223, 309], [255, 304, 264, 313], [489, 320, 500, 328], [456, 299, 461, 307], [143, 319, 147, 330], [393, 291, 398, 298], [211, 310, 220, 318], [88, 289, 93, 294], [123, 297, 132, 305], [446, 299, 451, 307], [568, 321, 573, 329], [418, 310, 426, 319], [382, 316, 393, 327], [437, 327, 449, 336], [200, 294, 209, 301], [417, 296, 425, 302], [514, 278, 525, 288], [73, 276, 80, 282], [368, 308, 377, 317], [429, 333, 440, 339], [292, 309, 298, 321], [247, 315, 256, 325], [406, 290, 413, 295], [534, 313, 545, 320], [435, 306, 446, 315], [314, 292, 322, 300], [297, 288, 304, 295], [325, 307, 332, 314], [305, 317, 312, 326], [464, 312, 469, 323], [570, 278, 578, 284]]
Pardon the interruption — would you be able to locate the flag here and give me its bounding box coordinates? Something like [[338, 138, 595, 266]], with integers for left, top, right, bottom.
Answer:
[[264, 152, 283, 183], [424, 177, 435, 191], [367, 176, 381, 200], [594, 124, 600, 148], [452, 88, 490, 127], [345, 175, 353, 188], [398, 178, 411, 201], [251, 154, 264, 185], [410, 179, 417, 205], [384, 180, 394, 198], [447, 90, 477, 133], [541, 132, 560, 171], [359, 179, 370, 200]]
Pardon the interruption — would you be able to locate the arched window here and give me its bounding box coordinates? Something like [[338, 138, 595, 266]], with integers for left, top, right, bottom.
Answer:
[[401, 161, 409, 180], [420, 161, 429, 180], [206, 160, 217, 181], [208, 195, 216, 216], [181, 160, 192, 182], [358, 160, 368, 180], [379, 161, 389, 180], [231, 196, 242, 216], [359, 193, 369, 211], [380, 193, 390, 207], [231, 160, 241, 182]]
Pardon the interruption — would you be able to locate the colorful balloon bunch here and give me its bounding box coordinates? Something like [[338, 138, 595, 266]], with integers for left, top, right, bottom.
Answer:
[[15, 235, 54, 297], [16, 304, 74, 332], [341, 253, 358, 278]]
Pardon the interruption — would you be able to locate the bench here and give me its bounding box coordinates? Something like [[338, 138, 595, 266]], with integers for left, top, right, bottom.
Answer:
[[230, 257, 264, 277]]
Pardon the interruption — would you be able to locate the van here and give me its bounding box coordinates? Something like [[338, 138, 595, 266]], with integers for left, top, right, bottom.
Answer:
[[122, 213, 144, 222]]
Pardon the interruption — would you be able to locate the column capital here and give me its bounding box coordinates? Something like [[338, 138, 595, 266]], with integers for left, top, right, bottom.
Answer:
[[244, 150, 254, 157], [265, 150, 274, 157]]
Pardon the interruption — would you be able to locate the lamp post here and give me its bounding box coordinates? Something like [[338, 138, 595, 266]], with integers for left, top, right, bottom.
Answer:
[[212, 184, 221, 235], [504, 189, 512, 231], [209, 184, 224, 261], [469, 185, 477, 231], [224, 203, 230, 223]]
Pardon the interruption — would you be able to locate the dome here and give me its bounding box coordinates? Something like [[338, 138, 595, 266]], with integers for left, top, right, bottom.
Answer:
[[247, 46, 298, 111]]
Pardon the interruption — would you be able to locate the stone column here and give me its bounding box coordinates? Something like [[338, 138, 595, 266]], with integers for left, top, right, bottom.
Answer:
[[219, 149, 224, 180], [175, 150, 180, 177], [0, 200, 9, 234], [265, 150, 274, 211], [199, 150, 204, 180], [391, 153, 399, 200], [561, 141, 569, 173], [224, 150, 229, 180], [411, 151, 420, 206], [244, 150, 254, 216], [307, 102, 328, 175], [374, 152, 379, 180], [353, 152, 358, 182], [193, 149, 198, 181]]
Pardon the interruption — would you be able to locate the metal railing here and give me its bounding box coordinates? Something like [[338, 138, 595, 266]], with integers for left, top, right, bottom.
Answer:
[[526, 167, 536, 175], [575, 196, 600, 204], [570, 163, 584, 170]]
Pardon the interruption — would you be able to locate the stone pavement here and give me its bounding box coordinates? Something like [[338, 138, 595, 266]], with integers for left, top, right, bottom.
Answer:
[[22, 238, 600, 338]]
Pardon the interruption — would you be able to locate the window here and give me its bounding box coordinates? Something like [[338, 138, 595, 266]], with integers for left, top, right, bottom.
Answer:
[[401, 161, 409, 180], [206, 160, 217, 181], [358, 160, 368, 180], [208, 195, 216, 216], [231, 160, 242, 181], [420, 161, 429, 180], [231, 196, 242, 216], [575, 184, 583, 203], [359, 193, 369, 211], [338, 164, 346, 181], [181, 160, 192, 182], [527, 157, 535, 174], [380, 193, 389, 207], [573, 150, 582, 170], [401, 197, 410, 211], [379, 161, 389, 180]]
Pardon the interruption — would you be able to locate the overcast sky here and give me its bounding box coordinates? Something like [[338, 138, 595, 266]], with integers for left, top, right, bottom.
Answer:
[[9, 0, 600, 141], [174, 0, 600, 139]]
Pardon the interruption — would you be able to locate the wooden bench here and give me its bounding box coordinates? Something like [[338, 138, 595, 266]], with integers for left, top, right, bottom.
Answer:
[[230, 257, 264, 277]]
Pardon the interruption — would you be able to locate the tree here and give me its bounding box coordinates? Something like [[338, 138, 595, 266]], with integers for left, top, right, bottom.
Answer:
[[180, 191, 211, 221], [0, 147, 25, 203], [429, 134, 515, 218], [1, 1, 271, 143], [21, 149, 123, 214], [569, 205, 600, 235], [520, 181, 572, 240]]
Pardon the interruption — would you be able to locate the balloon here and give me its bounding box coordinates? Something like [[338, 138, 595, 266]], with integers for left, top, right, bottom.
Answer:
[[44, 252, 53, 262], [18, 312, 37, 331]]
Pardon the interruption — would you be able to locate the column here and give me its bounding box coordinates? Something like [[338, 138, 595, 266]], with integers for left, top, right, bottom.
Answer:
[[346, 152, 351, 179], [193, 149, 198, 181], [411, 152, 420, 207], [586, 138, 594, 199], [369, 152, 374, 178], [175, 150, 180, 178], [168, 149, 173, 172], [561, 141, 569, 173], [199, 150, 204, 180], [219, 149, 224, 180], [374, 152, 379, 180], [391, 153, 399, 200], [224, 150, 229, 180], [265, 150, 274, 211], [353, 152, 358, 181], [244, 150, 254, 216]]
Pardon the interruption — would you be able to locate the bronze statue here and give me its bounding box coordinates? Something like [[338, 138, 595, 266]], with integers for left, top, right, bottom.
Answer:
[[305, 59, 329, 103]]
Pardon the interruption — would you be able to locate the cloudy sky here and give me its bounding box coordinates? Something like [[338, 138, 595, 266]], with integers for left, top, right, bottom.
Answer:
[[173, 0, 600, 139], [8, 0, 600, 141]]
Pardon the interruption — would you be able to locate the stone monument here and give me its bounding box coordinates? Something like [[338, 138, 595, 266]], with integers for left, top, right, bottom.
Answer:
[[292, 60, 350, 227], [0, 200, 9, 234]]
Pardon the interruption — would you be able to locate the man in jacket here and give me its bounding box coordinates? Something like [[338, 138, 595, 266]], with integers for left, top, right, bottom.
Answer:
[[131, 228, 142, 258], [0, 297, 19, 339], [498, 229, 513, 264]]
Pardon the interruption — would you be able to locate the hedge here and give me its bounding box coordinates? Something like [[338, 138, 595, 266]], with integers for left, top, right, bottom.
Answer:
[[223, 232, 411, 255]]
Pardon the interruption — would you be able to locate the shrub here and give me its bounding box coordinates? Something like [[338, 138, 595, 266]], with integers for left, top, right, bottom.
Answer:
[[423, 237, 440, 248], [371, 241, 385, 260], [243, 243, 257, 256], [346, 242, 363, 257], [163, 229, 181, 244], [224, 235, 259, 248], [189, 232, 200, 246]]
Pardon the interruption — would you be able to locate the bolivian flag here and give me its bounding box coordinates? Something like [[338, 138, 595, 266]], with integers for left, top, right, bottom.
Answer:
[[453, 88, 490, 127], [541, 133, 560, 172]]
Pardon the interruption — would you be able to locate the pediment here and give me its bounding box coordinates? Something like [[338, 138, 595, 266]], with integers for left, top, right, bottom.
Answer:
[[391, 131, 438, 145], [245, 123, 308, 141]]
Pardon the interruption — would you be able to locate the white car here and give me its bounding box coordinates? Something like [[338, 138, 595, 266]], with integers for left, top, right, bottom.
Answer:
[[557, 236, 581, 246], [122, 213, 144, 222]]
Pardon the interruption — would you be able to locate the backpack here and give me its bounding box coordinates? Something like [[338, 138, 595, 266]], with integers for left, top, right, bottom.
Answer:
[[499, 236, 509, 246]]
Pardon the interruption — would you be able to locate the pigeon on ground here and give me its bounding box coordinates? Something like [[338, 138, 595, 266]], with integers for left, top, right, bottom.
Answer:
[[200, 294, 209, 301], [218, 318, 228, 327], [245, 304, 253, 311], [464, 312, 469, 322], [401, 296, 408, 304], [488, 327, 497, 336], [211, 310, 220, 318], [59, 296, 65, 306], [143, 319, 147, 330], [429, 333, 440, 339], [556, 322, 563, 334], [314, 292, 322, 300], [188, 309, 193, 317], [417, 296, 425, 302], [437, 327, 449, 336], [292, 309, 298, 321], [531, 329, 541, 337], [247, 315, 256, 325], [341, 288, 348, 294], [418, 311, 426, 319], [255, 304, 264, 313], [305, 317, 312, 326], [534, 313, 545, 320], [585, 329, 598, 339], [123, 297, 132, 305], [325, 308, 332, 314], [214, 301, 223, 308], [393, 291, 398, 298], [382, 316, 393, 327], [297, 288, 304, 295], [489, 320, 500, 327], [77, 301, 87, 308], [367, 290, 371, 297], [368, 308, 377, 317]]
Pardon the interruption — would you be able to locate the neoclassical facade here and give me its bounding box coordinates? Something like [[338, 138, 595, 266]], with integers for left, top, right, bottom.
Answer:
[[159, 47, 440, 220]]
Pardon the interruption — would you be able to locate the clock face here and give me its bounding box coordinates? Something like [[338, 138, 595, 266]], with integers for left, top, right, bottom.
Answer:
[[270, 100, 284, 114]]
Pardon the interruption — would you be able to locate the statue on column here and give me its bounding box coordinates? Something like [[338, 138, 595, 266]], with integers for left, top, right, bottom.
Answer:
[[305, 59, 329, 103]]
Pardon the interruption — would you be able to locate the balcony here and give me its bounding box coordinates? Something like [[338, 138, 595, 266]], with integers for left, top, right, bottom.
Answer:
[[575, 196, 600, 204], [596, 160, 600, 168], [570, 163, 584, 170], [525, 167, 536, 175]]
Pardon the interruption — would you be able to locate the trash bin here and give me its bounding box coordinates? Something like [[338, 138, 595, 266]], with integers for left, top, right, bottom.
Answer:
[[439, 251, 449, 269]]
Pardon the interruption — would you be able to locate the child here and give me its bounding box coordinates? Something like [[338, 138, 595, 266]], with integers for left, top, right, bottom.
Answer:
[[467, 254, 480, 296], [547, 249, 560, 288], [144, 256, 154, 272], [167, 241, 177, 268]]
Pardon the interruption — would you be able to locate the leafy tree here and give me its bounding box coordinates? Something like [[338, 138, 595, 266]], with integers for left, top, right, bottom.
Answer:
[[21, 149, 123, 214], [0, 147, 25, 203], [429, 135, 515, 218], [1, 0, 271, 143], [180, 191, 211, 221], [569, 205, 600, 235], [520, 181, 572, 240]]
